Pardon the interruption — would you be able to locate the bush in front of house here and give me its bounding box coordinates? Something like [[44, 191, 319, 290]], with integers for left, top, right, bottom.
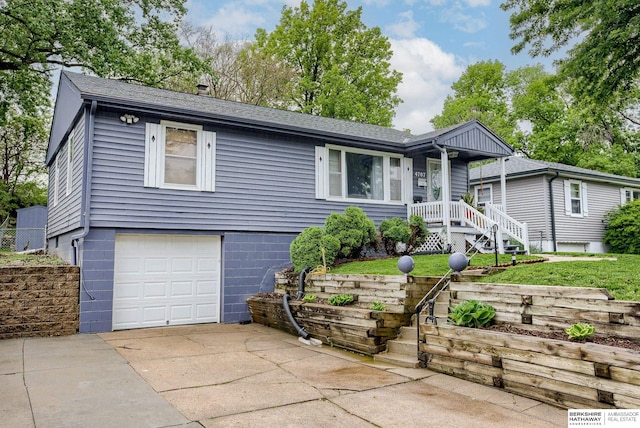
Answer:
[[604, 200, 640, 254], [324, 206, 377, 259], [379, 215, 428, 256], [290, 226, 340, 272]]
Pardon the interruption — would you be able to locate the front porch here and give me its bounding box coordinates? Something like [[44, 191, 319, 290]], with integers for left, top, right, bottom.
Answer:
[[408, 200, 529, 255]]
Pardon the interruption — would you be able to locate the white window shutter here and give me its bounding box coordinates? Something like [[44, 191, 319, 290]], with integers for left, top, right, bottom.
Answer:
[[403, 157, 413, 204], [202, 130, 216, 192], [563, 180, 571, 216], [621, 188, 626, 205], [315, 146, 327, 199], [144, 123, 161, 188], [582, 182, 588, 217]]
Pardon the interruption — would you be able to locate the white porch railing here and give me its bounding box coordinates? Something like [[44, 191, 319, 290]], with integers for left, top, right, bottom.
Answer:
[[408, 201, 529, 254], [484, 203, 529, 254]]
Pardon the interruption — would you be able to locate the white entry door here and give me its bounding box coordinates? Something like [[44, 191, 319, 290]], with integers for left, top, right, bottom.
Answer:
[[112, 234, 221, 330]]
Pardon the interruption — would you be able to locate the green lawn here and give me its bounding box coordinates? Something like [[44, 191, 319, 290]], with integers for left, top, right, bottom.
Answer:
[[330, 253, 542, 276], [0, 252, 67, 266], [329, 253, 640, 301]]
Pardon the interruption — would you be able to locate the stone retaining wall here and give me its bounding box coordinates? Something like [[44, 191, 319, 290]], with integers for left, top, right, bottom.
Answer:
[[0, 266, 80, 339]]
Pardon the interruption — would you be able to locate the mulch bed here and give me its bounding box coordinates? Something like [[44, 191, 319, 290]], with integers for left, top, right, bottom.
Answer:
[[483, 324, 640, 351]]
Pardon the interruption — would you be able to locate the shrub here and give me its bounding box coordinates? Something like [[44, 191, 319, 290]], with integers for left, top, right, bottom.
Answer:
[[290, 226, 340, 273], [449, 300, 496, 328], [302, 294, 317, 303], [370, 301, 386, 311], [565, 323, 595, 340], [604, 200, 640, 254], [379, 215, 428, 255], [324, 206, 377, 259], [328, 293, 355, 306], [379, 217, 410, 255]]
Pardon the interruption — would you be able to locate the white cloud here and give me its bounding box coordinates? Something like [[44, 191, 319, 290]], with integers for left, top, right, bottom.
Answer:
[[363, 0, 390, 6], [390, 38, 465, 134], [386, 10, 420, 38], [197, 3, 267, 38], [440, 7, 487, 33], [464, 0, 491, 6]]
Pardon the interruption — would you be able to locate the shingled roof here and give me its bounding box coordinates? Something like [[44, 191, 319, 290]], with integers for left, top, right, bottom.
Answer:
[[470, 156, 640, 186], [48, 71, 513, 162]]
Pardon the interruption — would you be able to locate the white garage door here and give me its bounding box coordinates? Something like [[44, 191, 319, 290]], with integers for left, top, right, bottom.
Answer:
[[113, 234, 221, 330]]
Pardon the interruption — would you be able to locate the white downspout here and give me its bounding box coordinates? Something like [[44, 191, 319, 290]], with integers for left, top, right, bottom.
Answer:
[[441, 150, 451, 249]]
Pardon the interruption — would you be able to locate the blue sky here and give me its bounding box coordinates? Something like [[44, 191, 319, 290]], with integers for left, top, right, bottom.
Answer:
[[186, 0, 557, 134]]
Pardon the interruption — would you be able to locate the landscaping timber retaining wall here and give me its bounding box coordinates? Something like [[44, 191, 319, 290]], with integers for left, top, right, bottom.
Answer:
[[420, 282, 640, 409], [248, 273, 438, 355], [0, 266, 79, 339]]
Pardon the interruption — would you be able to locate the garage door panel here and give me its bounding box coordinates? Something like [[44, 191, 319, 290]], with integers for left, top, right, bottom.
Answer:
[[197, 257, 218, 272], [170, 281, 194, 297], [143, 281, 168, 298], [171, 258, 194, 273], [113, 234, 221, 330], [142, 306, 167, 324], [145, 258, 170, 274], [114, 281, 141, 300], [196, 303, 217, 318], [196, 280, 216, 295]]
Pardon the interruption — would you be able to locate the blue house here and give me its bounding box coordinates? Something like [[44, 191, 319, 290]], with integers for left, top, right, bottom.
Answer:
[[47, 71, 516, 333]]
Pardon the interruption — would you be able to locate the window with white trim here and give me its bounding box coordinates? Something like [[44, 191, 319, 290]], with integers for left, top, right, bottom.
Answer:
[[564, 179, 588, 217], [316, 145, 412, 204], [144, 121, 216, 192], [474, 184, 492, 207], [66, 138, 73, 196], [52, 155, 59, 207], [621, 187, 640, 204]]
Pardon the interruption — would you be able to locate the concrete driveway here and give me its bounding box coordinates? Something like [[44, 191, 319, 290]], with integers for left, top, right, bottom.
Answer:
[[1, 323, 566, 427]]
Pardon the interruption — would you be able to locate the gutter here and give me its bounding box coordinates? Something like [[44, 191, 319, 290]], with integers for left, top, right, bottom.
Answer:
[[71, 100, 97, 265], [548, 172, 560, 252]]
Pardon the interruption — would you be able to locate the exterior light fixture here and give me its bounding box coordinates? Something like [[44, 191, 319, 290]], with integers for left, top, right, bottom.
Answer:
[[119, 114, 139, 124]]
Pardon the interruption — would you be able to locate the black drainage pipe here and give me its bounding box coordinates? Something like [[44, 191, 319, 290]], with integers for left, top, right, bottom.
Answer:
[[282, 267, 312, 340]]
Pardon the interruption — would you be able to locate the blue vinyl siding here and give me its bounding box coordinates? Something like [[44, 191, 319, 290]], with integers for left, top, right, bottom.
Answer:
[[88, 111, 407, 232], [47, 113, 85, 237]]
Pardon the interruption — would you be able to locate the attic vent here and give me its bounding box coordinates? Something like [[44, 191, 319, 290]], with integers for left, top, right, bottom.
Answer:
[[197, 83, 209, 95]]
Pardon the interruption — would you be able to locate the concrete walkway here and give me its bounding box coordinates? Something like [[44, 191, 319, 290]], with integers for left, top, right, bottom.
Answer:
[[1, 324, 567, 427]]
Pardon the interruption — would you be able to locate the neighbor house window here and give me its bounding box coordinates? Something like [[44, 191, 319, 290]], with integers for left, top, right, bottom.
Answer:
[[316, 145, 412, 203], [144, 121, 216, 192], [474, 184, 493, 207], [564, 179, 588, 217], [621, 187, 640, 204]]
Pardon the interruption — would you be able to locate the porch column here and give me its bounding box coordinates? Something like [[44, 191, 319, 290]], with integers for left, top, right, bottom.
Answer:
[[500, 157, 507, 213], [441, 150, 451, 248]]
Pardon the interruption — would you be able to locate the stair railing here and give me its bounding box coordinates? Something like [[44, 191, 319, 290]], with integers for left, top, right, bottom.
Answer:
[[413, 223, 498, 362]]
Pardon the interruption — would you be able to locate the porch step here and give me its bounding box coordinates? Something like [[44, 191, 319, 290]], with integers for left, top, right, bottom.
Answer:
[[374, 326, 419, 368]]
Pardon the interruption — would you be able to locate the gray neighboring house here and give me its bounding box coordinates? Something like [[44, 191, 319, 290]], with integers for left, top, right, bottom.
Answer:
[[47, 71, 514, 333], [469, 156, 640, 253]]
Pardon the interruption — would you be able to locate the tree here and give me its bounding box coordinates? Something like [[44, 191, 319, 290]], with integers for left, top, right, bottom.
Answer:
[[169, 23, 295, 106], [433, 60, 640, 176], [500, 0, 640, 106], [0, 0, 205, 88], [0, 0, 209, 217], [253, 0, 402, 126], [431, 60, 516, 145]]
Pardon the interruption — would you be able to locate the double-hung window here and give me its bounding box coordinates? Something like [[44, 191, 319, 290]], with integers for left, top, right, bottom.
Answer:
[[144, 121, 216, 192], [316, 145, 412, 204], [621, 187, 640, 204], [564, 179, 588, 217]]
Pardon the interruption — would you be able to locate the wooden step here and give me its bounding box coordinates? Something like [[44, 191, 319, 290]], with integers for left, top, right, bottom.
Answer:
[[374, 351, 420, 368]]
